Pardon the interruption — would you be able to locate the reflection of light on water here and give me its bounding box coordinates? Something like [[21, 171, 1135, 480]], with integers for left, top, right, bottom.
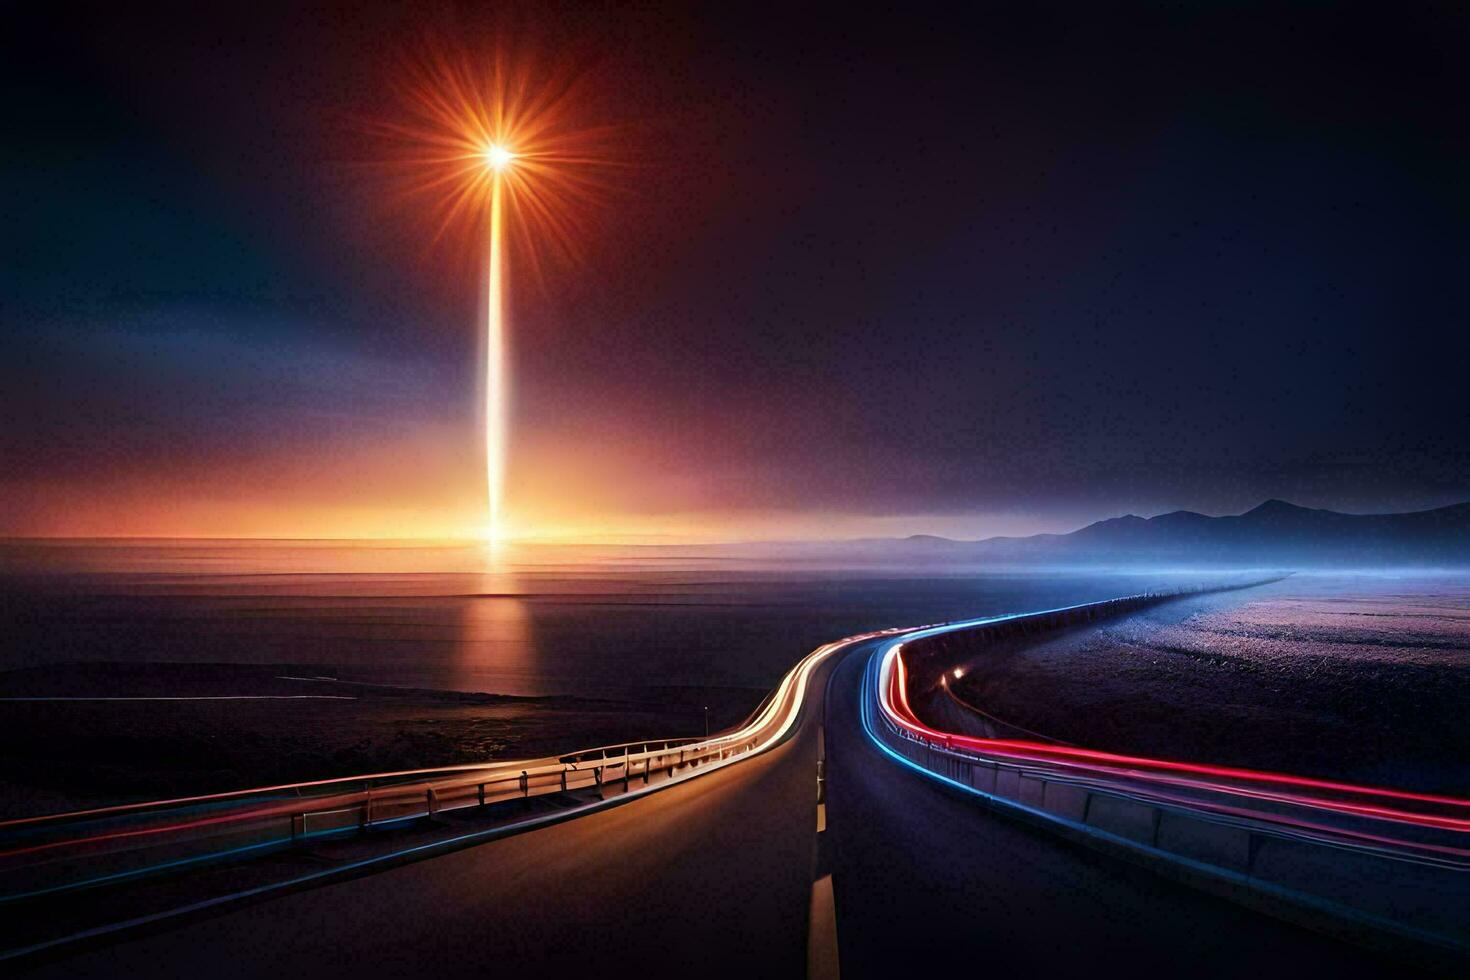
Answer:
[[452, 574, 538, 696], [473, 536, 514, 571]]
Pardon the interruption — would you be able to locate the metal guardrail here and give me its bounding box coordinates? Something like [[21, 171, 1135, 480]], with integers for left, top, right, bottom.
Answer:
[[0, 743, 695, 902], [0, 625, 911, 908], [862, 596, 1470, 958]]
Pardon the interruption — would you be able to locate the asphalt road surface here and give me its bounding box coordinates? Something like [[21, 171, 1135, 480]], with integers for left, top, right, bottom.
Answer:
[[25, 638, 1437, 978], [22, 655, 833, 980], [820, 647, 1426, 978]]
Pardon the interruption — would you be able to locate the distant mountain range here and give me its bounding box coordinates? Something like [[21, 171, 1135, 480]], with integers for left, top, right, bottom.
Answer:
[[808, 500, 1470, 566]]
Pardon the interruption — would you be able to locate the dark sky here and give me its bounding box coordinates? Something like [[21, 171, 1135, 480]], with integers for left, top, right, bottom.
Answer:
[[3, 2, 1467, 539]]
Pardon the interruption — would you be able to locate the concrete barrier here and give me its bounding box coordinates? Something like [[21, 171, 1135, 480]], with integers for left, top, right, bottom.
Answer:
[[1156, 811, 1251, 871], [871, 711, 1470, 963], [1085, 794, 1158, 845]]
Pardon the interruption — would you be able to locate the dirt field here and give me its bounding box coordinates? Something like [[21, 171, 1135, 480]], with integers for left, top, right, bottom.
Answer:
[[951, 574, 1470, 793]]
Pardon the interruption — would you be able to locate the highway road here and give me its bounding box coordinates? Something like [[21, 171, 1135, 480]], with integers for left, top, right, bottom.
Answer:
[[23, 636, 1438, 978], [820, 647, 1426, 978], [19, 642, 843, 979]]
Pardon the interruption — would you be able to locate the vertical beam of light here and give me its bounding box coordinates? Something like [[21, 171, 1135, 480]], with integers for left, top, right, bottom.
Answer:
[[486, 172, 507, 543], [374, 48, 614, 543]]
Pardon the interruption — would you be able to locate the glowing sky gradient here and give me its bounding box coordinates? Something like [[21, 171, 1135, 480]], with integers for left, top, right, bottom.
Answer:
[[3, 3, 1467, 542]]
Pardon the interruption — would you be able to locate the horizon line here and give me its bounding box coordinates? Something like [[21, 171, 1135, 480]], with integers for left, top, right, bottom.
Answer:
[[2, 496, 1468, 550]]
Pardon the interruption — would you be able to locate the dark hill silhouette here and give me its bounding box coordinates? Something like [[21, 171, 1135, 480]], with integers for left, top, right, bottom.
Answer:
[[825, 500, 1470, 566]]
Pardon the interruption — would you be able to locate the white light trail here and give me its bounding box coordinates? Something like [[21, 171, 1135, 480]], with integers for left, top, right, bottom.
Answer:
[[485, 170, 508, 542]]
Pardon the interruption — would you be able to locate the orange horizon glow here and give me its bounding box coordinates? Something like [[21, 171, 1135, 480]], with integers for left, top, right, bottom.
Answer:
[[0, 412, 1062, 545], [0, 475, 1065, 547]]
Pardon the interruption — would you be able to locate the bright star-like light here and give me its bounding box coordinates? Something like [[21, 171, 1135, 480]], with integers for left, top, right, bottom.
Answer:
[[484, 143, 515, 171], [368, 44, 618, 281]]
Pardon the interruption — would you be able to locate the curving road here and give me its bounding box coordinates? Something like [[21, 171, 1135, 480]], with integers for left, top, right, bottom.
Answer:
[[16, 638, 854, 979], [20, 635, 1438, 978], [820, 645, 1420, 978]]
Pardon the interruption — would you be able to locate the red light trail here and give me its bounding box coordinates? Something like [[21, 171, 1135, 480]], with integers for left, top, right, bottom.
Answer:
[[874, 629, 1470, 850]]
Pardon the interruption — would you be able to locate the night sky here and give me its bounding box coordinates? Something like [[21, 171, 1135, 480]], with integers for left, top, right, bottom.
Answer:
[[3, 2, 1467, 540]]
